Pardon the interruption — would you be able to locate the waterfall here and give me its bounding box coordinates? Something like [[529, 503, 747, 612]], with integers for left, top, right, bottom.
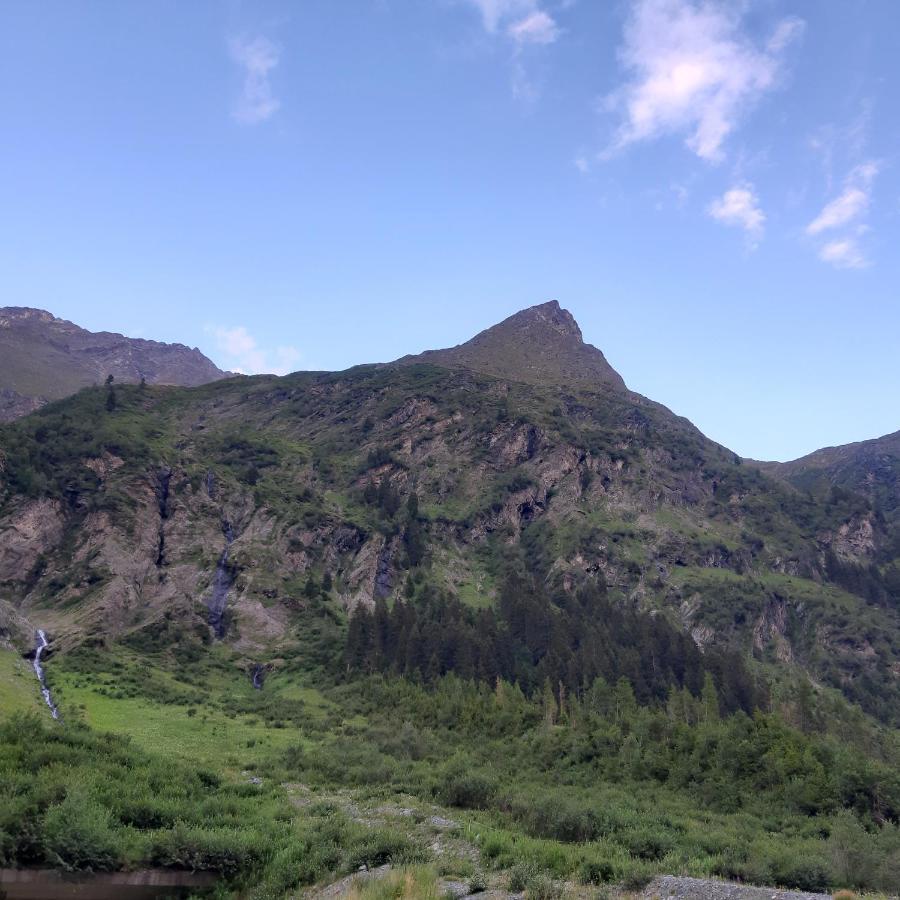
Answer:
[[33, 630, 60, 720], [251, 663, 265, 690], [207, 521, 235, 638]]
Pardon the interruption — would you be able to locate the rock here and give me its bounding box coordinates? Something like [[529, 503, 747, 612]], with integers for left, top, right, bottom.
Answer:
[[642, 875, 831, 900], [303, 864, 392, 899]]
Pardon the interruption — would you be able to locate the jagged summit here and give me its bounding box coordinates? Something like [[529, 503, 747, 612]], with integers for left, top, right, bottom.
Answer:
[[507, 299, 584, 341], [398, 300, 626, 391]]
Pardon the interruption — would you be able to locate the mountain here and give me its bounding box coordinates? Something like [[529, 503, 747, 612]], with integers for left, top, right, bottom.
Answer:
[[399, 300, 627, 390], [0, 307, 230, 421], [761, 430, 900, 529], [1, 300, 898, 717], [2, 301, 900, 896]]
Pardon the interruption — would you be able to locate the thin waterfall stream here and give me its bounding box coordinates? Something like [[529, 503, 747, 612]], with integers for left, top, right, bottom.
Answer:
[[32, 630, 60, 720], [251, 663, 266, 690], [207, 521, 235, 637]]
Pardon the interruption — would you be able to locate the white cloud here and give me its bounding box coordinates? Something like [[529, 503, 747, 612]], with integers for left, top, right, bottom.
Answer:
[[229, 36, 281, 125], [508, 10, 559, 45], [806, 188, 868, 235], [806, 161, 879, 234], [462, 0, 559, 44], [207, 325, 300, 376], [818, 239, 867, 270], [707, 184, 765, 242], [605, 0, 804, 162]]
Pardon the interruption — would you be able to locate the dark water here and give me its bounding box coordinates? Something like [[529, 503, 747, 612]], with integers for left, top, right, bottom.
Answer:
[[0, 868, 216, 899]]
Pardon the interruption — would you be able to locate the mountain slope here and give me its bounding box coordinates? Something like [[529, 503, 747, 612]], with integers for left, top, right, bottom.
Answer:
[[761, 430, 900, 528], [1, 302, 898, 724], [0, 307, 230, 421]]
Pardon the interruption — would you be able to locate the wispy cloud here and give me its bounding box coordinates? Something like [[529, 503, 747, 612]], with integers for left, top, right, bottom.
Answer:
[[229, 36, 281, 125], [464, 0, 547, 35], [707, 183, 765, 244], [604, 0, 804, 162], [207, 325, 300, 376], [818, 239, 867, 270], [460, 0, 560, 99], [806, 162, 879, 269], [806, 162, 879, 235], [508, 10, 559, 46]]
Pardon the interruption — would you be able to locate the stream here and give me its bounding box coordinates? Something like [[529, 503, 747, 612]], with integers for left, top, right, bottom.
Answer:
[[207, 521, 235, 638], [32, 630, 60, 720], [251, 663, 266, 690]]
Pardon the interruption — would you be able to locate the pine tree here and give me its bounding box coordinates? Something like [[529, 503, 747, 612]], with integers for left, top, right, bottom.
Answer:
[[542, 678, 557, 727], [701, 672, 720, 724]]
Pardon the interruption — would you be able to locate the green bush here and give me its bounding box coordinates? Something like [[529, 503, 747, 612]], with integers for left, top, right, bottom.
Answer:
[[438, 769, 497, 810], [42, 789, 120, 871], [150, 822, 266, 876]]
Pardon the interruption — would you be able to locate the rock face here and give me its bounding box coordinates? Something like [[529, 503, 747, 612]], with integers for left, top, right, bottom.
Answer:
[[0, 307, 230, 421], [398, 300, 627, 390]]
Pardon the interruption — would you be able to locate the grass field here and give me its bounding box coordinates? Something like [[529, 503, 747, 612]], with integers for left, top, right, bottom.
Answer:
[[42, 650, 335, 770]]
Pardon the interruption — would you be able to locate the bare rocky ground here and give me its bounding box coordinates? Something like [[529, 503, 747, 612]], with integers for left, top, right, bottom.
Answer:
[[640, 876, 832, 900]]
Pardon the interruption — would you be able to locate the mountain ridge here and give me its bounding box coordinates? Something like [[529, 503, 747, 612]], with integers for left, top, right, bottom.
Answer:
[[0, 306, 230, 421]]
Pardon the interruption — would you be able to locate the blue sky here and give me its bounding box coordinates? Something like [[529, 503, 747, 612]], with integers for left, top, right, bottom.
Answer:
[[1, 0, 898, 461]]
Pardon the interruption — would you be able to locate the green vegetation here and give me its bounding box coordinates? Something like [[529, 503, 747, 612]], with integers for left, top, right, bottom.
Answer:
[[3, 635, 899, 896]]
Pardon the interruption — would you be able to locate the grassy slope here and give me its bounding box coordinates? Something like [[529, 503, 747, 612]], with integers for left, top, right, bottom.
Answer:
[[0, 645, 44, 715]]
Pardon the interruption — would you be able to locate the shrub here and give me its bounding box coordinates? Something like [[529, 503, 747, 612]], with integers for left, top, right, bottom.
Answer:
[[150, 822, 266, 876], [508, 863, 538, 892], [524, 872, 563, 900], [438, 771, 497, 810], [42, 789, 120, 871]]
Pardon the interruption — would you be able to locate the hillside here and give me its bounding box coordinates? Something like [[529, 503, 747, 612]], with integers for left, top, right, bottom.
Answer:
[[761, 430, 900, 528], [0, 307, 229, 421], [1, 303, 899, 896]]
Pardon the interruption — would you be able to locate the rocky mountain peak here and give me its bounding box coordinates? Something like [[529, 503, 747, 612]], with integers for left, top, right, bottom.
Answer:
[[505, 300, 584, 342], [398, 300, 626, 391]]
